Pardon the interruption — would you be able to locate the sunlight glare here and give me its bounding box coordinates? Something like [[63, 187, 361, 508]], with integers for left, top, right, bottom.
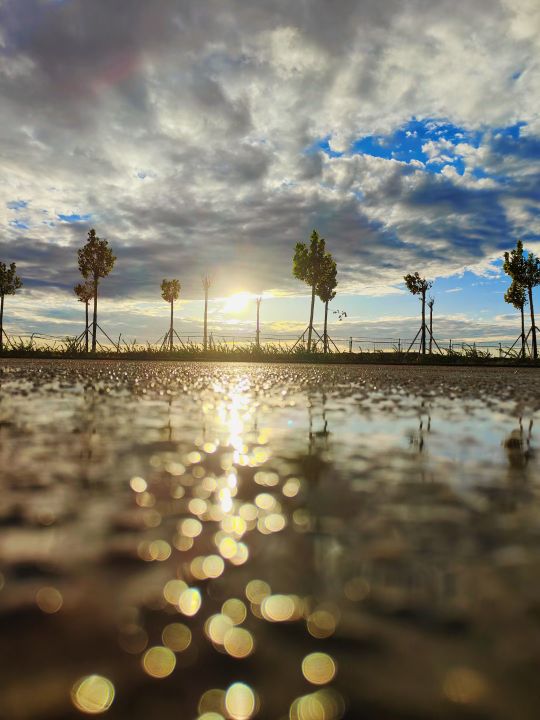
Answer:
[[223, 292, 251, 314]]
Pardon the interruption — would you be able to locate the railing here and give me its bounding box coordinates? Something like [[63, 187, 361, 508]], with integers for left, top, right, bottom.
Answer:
[[0, 329, 527, 358]]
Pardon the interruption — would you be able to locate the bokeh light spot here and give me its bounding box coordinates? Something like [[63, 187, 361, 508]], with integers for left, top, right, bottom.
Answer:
[[163, 579, 188, 605], [162, 622, 192, 652], [222, 598, 247, 625], [130, 476, 147, 493], [261, 594, 302, 622], [142, 646, 176, 678], [205, 614, 234, 645], [202, 554, 225, 578], [301, 653, 337, 685], [223, 628, 254, 658], [36, 586, 63, 614], [181, 518, 203, 537], [225, 682, 256, 719], [307, 610, 337, 639], [245, 579, 271, 604], [198, 688, 226, 716], [289, 689, 345, 720], [71, 675, 115, 714], [179, 587, 202, 616]]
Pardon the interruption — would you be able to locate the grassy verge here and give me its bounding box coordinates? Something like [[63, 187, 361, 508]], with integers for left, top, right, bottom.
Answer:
[[1, 346, 538, 366]]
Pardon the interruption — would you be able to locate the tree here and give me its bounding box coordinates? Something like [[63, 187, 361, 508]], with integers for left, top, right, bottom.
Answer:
[[77, 229, 116, 352], [427, 296, 435, 354], [504, 240, 540, 359], [404, 272, 433, 355], [74, 280, 94, 353], [316, 253, 337, 354], [255, 296, 262, 348], [512, 284, 528, 360], [504, 280, 527, 359], [0, 261, 22, 352], [202, 275, 211, 351], [293, 230, 326, 351], [161, 279, 181, 352]]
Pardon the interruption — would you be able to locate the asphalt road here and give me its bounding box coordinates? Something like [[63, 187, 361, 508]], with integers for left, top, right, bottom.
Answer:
[[1, 360, 539, 720]]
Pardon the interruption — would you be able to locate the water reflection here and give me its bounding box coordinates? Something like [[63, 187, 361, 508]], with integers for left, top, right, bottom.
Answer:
[[503, 418, 534, 473], [0, 362, 539, 719], [408, 403, 431, 453]]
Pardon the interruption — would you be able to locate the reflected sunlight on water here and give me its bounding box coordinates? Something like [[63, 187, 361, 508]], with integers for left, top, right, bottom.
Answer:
[[1, 360, 540, 719]]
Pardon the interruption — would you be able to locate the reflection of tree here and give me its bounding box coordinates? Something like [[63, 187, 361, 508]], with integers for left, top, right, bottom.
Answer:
[[408, 403, 431, 454], [303, 391, 342, 599], [77, 386, 98, 488], [308, 391, 330, 456], [166, 397, 173, 443], [252, 386, 260, 439], [503, 418, 534, 480]]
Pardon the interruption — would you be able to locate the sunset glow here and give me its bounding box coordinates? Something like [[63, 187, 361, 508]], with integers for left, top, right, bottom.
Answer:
[[223, 292, 251, 314]]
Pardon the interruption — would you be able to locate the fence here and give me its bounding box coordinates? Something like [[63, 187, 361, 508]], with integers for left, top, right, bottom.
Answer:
[[0, 328, 527, 358]]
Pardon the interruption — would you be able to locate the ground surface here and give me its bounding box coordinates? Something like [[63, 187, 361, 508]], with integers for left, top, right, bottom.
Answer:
[[1, 360, 540, 719]]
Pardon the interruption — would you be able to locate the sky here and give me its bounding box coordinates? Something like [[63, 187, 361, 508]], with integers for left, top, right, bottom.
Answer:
[[1, 0, 540, 345]]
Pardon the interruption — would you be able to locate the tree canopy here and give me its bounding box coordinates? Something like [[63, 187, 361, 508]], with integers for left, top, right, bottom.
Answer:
[[77, 229, 116, 282], [504, 240, 540, 290], [0, 261, 22, 297], [161, 278, 181, 304], [403, 272, 432, 296], [74, 280, 94, 304], [293, 230, 326, 288], [504, 280, 527, 310], [316, 253, 337, 304]]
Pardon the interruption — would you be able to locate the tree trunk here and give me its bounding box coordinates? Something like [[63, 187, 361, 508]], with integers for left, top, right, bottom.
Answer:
[[203, 289, 208, 351], [169, 300, 174, 352], [0, 293, 4, 353], [529, 285, 538, 360], [323, 300, 329, 354], [429, 305, 433, 354], [307, 284, 316, 352], [421, 291, 426, 355], [92, 277, 98, 353], [85, 301, 89, 353], [521, 304, 526, 359], [256, 300, 260, 347]]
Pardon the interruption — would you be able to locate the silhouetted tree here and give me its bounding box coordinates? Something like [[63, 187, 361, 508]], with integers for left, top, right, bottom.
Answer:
[[77, 229, 116, 352], [293, 230, 326, 351], [0, 261, 22, 352], [256, 296, 261, 348], [404, 272, 433, 355], [427, 296, 435, 354], [504, 280, 527, 359], [161, 278, 181, 352], [202, 275, 211, 351], [504, 240, 540, 359], [316, 253, 337, 354], [74, 280, 94, 353]]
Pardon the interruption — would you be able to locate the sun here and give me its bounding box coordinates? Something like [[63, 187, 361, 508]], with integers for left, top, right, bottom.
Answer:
[[223, 292, 251, 314]]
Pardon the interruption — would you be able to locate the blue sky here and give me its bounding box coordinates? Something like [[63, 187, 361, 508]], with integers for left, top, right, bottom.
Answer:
[[1, 0, 540, 343], [313, 117, 486, 172]]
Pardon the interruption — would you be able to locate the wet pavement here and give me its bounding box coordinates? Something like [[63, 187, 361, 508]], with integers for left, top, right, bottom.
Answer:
[[1, 359, 540, 720]]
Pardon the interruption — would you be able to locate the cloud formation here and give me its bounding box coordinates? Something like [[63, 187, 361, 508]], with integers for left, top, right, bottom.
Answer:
[[1, 0, 539, 338]]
